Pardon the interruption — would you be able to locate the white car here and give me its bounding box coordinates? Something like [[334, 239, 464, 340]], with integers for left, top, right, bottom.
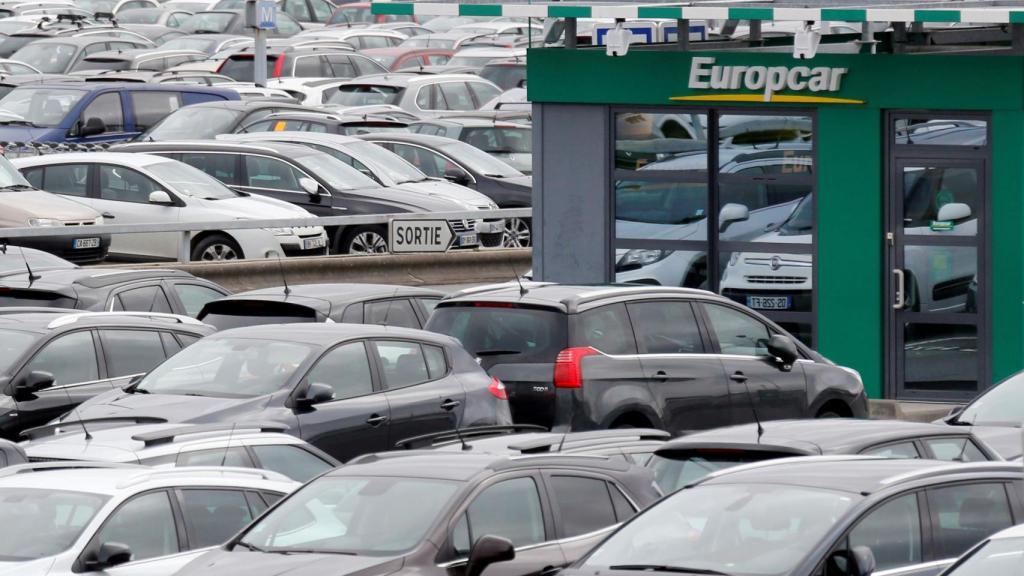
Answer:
[[13, 153, 328, 262], [934, 522, 1024, 575], [266, 77, 350, 105], [0, 463, 298, 576], [447, 46, 526, 68], [293, 28, 406, 49]]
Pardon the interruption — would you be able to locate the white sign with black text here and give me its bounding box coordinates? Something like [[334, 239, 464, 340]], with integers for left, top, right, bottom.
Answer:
[[389, 219, 455, 253]]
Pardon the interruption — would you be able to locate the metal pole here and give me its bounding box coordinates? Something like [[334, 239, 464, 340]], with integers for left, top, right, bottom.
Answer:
[[254, 27, 267, 88], [178, 231, 191, 263], [677, 18, 689, 49], [1013, 24, 1024, 54], [748, 19, 762, 43], [565, 17, 577, 48]]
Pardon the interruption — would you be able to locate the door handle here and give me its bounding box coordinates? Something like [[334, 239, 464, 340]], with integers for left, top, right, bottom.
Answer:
[[652, 370, 669, 382], [440, 399, 461, 411], [729, 371, 748, 383], [101, 212, 114, 219], [366, 414, 387, 427], [893, 268, 906, 310]]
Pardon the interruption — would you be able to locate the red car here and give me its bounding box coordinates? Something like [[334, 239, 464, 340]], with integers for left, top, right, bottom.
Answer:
[[359, 47, 453, 71]]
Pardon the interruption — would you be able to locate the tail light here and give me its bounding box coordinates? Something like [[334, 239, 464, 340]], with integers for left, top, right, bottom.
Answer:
[[271, 55, 285, 78], [488, 377, 508, 400], [553, 347, 600, 389]]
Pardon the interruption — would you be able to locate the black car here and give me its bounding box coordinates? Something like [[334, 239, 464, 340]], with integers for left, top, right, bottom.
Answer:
[[564, 457, 1024, 576], [0, 245, 76, 277], [649, 418, 1004, 493], [410, 115, 532, 174], [0, 309, 214, 439], [940, 368, 1024, 460], [0, 267, 230, 317], [71, 323, 513, 461], [137, 99, 314, 141], [198, 283, 444, 330], [175, 450, 661, 576], [426, 284, 869, 433], [358, 132, 533, 248]]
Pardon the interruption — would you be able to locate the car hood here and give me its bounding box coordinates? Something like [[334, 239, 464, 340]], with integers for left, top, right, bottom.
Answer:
[[0, 190, 100, 225], [178, 549, 404, 576], [190, 194, 317, 221], [74, 388, 270, 423], [0, 557, 56, 576], [970, 425, 1023, 460], [0, 126, 52, 143], [615, 217, 707, 246], [391, 180, 494, 210], [348, 185, 472, 212]]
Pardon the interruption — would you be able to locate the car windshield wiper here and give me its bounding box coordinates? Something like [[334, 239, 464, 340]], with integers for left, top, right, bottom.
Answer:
[[609, 565, 731, 576], [234, 541, 265, 552], [0, 184, 35, 191], [265, 548, 357, 555], [0, 119, 40, 127]]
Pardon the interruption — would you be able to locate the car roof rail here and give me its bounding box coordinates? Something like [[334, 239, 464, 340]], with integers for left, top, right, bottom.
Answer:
[[117, 466, 294, 488], [508, 428, 670, 454], [878, 461, 1024, 487], [570, 286, 714, 308], [22, 416, 168, 440], [394, 424, 549, 450], [47, 311, 206, 329], [686, 454, 886, 489], [131, 422, 290, 447], [448, 281, 555, 299], [0, 307, 77, 315], [0, 461, 141, 478]]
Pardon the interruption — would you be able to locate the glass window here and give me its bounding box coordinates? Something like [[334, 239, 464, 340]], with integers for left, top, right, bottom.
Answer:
[[717, 183, 812, 242], [305, 342, 373, 400], [423, 345, 446, 379], [180, 153, 238, 184], [902, 166, 980, 236], [251, 445, 333, 483], [283, 0, 310, 21], [608, 484, 636, 522], [615, 112, 708, 172], [627, 301, 704, 354], [615, 181, 708, 240], [418, 298, 440, 315], [939, 536, 1024, 575], [130, 92, 181, 132], [437, 82, 473, 111], [468, 82, 500, 107], [385, 143, 448, 178], [904, 323, 978, 393], [311, 0, 332, 20], [455, 477, 545, 555], [95, 491, 179, 562], [416, 84, 438, 110], [703, 304, 771, 356], [161, 332, 182, 356], [173, 284, 225, 317], [112, 285, 173, 313], [292, 56, 322, 77], [577, 303, 637, 355], [374, 341, 429, 388], [244, 155, 304, 190], [23, 331, 97, 386], [924, 438, 989, 462], [326, 55, 356, 78], [42, 164, 89, 197], [860, 442, 921, 459], [365, 299, 420, 328], [180, 489, 254, 549], [0, 488, 108, 561], [551, 476, 617, 538], [848, 494, 922, 571], [98, 165, 162, 203], [426, 305, 567, 365], [927, 484, 1014, 558], [895, 118, 987, 147], [100, 330, 167, 378], [615, 247, 708, 289], [460, 127, 531, 154], [719, 251, 813, 313], [718, 115, 812, 165], [177, 447, 252, 467], [77, 92, 124, 134]]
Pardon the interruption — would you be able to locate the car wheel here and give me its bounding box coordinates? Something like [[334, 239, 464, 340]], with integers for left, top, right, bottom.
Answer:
[[502, 217, 531, 248], [342, 226, 389, 255], [816, 411, 842, 419], [191, 234, 243, 262]]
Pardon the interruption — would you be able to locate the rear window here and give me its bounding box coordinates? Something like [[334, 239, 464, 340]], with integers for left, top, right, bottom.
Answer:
[[199, 300, 318, 330], [0, 288, 75, 309], [219, 55, 276, 82], [425, 303, 566, 366], [648, 449, 795, 494], [328, 84, 403, 107]]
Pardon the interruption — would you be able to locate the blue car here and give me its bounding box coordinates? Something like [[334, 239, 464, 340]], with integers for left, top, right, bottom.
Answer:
[[0, 82, 239, 144]]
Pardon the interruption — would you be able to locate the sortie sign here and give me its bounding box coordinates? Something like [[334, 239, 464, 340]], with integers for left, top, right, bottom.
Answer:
[[389, 219, 455, 253]]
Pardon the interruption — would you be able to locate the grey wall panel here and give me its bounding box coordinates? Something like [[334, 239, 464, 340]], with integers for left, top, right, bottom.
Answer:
[[533, 103, 611, 283]]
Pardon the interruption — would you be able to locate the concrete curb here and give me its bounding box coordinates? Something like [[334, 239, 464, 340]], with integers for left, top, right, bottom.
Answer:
[[105, 249, 533, 292]]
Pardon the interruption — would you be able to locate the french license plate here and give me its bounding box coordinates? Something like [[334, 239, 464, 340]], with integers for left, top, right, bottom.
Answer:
[[458, 233, 478, 246], [747, 296, 791, 310], [302, 236, 326, 250], [73, 238, 100, 249]]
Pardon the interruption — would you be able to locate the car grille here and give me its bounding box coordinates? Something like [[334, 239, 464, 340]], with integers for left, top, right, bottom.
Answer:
[[28, 457, 70, 462], [63, 220, 95, 226], [63, 246, 106, 263], [744, 276, 807, 285], [449, 219, 475, 233], [283, 246, 327, 257]]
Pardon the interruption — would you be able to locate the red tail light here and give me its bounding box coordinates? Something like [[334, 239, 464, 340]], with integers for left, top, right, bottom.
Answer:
[[271, 55, 285, 78], [488, 377, 508, 400], [553, 347, 601, 389]]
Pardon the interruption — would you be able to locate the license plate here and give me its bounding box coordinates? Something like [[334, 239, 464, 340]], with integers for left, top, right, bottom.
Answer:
[[747, 296, 791, 310], [458, 233, 478, 246], [302, 236, 326, 250], [73, 238, 100, 249]]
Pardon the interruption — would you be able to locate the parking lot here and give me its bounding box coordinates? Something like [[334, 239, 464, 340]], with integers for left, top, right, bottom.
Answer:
[[1, 0, 1024, 575]]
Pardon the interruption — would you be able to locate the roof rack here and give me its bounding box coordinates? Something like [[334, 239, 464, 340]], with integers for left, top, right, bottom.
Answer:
[[47, 311, 206, 329], [878, 461, 1022, 487], [0, 307, 76, 315], [22, 416, 167, 440], [117, 466, 294, 488], [131, 422, 290, 447], [0, 461, 141, 478], [509, 428, 670, 453], [687, 454, 884, 489], [395, 424, 549, 450]]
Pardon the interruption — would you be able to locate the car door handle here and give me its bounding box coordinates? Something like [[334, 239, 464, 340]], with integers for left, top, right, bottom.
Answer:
[[440, 399, 461, 411], [729, 371, 748, 383], [652, 370, 669, 382], [101, 212, 115, 219], [366, 414, 388, 427]]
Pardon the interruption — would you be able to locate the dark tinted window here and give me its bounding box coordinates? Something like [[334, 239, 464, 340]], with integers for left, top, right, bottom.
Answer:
[[96, 491, 179, 561], [848, 494, 923, 571], [608, 484, 636, 522], [325, 54, 356, 78], [365, 299, 419, 328], [244, 155, 305, 190], [305, 342, 372, 400], [177, 447, 252, 467], [180, 153, 238, 184], [130, 91, 182, 132], [78, 92, 124, 133], [453, 477, 545, 555], [22, 167, 42, 189], [23, 331, 97, 385], [99, 165, 162, 203], [927, 483, 1014, 558], [438, 82, 473, 111], [173, 284, 225, 317], [374, 341, 429, 388], [703, 304, 771, 356], [551, 476, 618, 538], [627, 301, 704, 354], [100, 329, 167, 378], [180, 489, 254, 549], [200, 301, 317, 329], [426, 304, 567, 366], [112, 285, 173, 313], [251, 445, 333, 482], [41, 164, 89, 197], [577, 303, 636, 355], [648, 450, 785, 493], [423, 345, 446, 379]]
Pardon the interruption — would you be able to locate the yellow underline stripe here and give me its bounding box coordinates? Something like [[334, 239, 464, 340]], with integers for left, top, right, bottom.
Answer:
[[671, 94, 865, 104]]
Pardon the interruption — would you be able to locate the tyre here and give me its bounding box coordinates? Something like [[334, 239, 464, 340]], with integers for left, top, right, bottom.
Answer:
[[502, 217, 532, 248], [191, 234, 243, 262], [340, 226, 388, 255], [816, 411, 842, 419]]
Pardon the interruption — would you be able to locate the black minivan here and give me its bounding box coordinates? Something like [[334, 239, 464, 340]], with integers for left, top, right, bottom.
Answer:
[[426, 284, 869, 433]]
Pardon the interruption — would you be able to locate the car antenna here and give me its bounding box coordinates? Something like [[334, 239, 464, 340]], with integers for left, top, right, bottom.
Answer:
[[18, 246, 40, 285], [61, 385, 92, 441], [276, 255, 290, 296], [510, 260, 527, 297], [740, 376, 764, 444], [220, 422, 238, 466]]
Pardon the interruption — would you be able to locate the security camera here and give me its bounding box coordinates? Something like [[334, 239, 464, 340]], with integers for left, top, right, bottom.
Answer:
[[605, 22, 631, 57], [793, 21, 820, 59]]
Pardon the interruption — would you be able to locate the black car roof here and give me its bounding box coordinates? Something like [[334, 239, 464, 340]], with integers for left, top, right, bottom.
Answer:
[[439, 282, 717, 314], [0, 267, 196, 291], [657, 419, 987, 457], [340, 450, 635, 482], [115, 140, 318, 156], [210, 322, 457, 346], [0, 310, 212, 333]]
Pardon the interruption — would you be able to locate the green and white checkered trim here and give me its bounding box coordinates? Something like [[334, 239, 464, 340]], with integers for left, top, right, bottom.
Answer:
[[370, 2, 1024, 24]]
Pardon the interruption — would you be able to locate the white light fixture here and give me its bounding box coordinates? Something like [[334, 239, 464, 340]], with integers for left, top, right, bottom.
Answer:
[[605, 21, 631, 57], [793, 21, 820, 59]]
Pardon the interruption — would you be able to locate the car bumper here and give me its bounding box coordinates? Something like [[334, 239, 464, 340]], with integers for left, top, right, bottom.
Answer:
[[279, 230, 330, 257], [7, 234, 111, 264]]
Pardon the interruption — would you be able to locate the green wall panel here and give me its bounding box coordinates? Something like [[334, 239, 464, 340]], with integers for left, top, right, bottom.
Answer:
[[991, 110, 1024, 385]]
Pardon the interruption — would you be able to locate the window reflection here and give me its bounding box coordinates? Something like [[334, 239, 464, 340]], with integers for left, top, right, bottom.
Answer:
[[894, 118, 987, 146], [902, 166, 979, 236], [904, 323, 978, 392], [615, 247, 708, 289], [615, 181, 708, 240], [718, 115, 812, 167], [902, 245, 976, 313], [615, 112, 708, 171], [720, 252, 813, 313]]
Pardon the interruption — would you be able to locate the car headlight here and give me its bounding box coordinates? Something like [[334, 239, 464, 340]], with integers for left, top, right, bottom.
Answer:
[[729, 252, 742, 266], [28, 218, 59, 227], [263, 227, 294, 236], [93, 216, 104, 225], [618, 249, 674, 267]]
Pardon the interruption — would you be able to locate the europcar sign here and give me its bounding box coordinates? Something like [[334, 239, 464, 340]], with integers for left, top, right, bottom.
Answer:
[[679, 56, 863, 104]]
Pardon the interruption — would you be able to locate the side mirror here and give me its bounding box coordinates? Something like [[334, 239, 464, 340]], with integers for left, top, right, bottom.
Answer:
[[466, 535, 515, 576], [299, 177, 320, 196], [443, 168, 471, 186], [13, 370, 54, 398], [148, 190, 173, 205], [87, 542, 133, 570], [937, 202, 971, 223], [847, 546, 876, 576], [766, 334, 799, 368], [297, 382, 334, 408], [79, 116, 106, 138], [719, 203, 749, 233]]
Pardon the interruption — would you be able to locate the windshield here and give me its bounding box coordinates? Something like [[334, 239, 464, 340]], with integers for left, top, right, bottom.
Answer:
[[438, 140, 522, 178], [648, 451, 793, 494], [160, 37, 216, 52], [181, 12, 234, 33], [0, 61, 38, 75], [117, 10, 161, 24], [945, 537, 1024, 576], [426, 304, 567, 368], [461, 127, 531, 154], [219, 56, 275, 82], [347, 140, 424, 184], [616, 181, 706, 226], [144, 107, 243, 140], [0, 87, 86, 128], [147, 160, 239, 200], [0, 154, 31, 187], [70, 58, 129, 73], [583, 484, 858, 576], [9, 42, 76, 74], [295, 151, 378, 191], [447, 55, 493, 68], [368, 54, 397, 67], [239, 476, 460, 556], [134, 337, 316, 397], [0, 488, 108, 561], [0, 329, 36, 374], [958, 372, 1024, 425], [328, 85, 403, 107], [778, 195, 813, 236], [78, 0, 114, 11]]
